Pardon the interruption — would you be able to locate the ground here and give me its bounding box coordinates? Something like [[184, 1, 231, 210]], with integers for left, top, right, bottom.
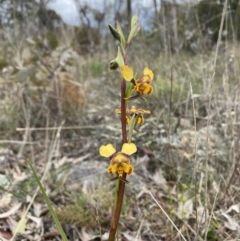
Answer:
[[0, 33, 240, 241]]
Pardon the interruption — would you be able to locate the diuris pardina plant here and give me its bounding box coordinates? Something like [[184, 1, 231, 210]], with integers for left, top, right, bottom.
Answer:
[[99, 15, 154, 241]]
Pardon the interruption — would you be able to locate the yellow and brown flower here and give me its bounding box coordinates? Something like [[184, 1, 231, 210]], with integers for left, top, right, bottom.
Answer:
[[99, 143, 137, 178], [121, 65, 154, 96], [115, 106, 150, 126]]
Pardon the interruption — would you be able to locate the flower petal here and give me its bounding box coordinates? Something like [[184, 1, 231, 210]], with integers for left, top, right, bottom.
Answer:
[[129, 106, 137, 113], [121, 65, 133, 81], [143, 85, 153, 95], [114, 152, 128, 163], [108, 163, 118, 174], [134, 83, 153, 95], [122, 163, 134, 175], [137, 108, 151, 114], [142, 84, 153, 95], [121, 143, 137, 155], [117, 165, 124, 177], [136, 115, 144, 125], [126, 116, 130, 124], [99, 144, 116, 157], [115, 108, 121, 114], [143, 67, 154, 80]]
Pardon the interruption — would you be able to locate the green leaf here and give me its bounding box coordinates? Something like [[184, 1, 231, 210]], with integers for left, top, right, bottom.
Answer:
[[125, 82, 134, 100], [131, 15, 138, 29], [116, 21, 126, 48], [116, 46, 124, 67], [13, 208, 27, 235], [108, 24, 121, 42], [128, 114, 137, 143], [28, 159, 68, 241], [127, 22, 141, 44]]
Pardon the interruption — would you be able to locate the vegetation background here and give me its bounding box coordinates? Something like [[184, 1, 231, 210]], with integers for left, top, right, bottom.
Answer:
[[0, 0, 240, 240]]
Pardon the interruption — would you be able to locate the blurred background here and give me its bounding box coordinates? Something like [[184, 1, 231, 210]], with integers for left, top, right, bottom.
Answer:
[[0, 0, 240, 240]]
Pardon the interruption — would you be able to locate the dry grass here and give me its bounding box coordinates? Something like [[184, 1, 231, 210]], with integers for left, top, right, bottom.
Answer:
[[1, 10, 240, 241]]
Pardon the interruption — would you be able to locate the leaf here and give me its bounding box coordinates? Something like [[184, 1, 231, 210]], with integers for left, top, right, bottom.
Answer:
[[108, 24, 120, 41], [28, 159, 68, 241], [127, 22, 141, 44], [151, 168, 167, 185], [138, 146, 154, 156], [0, 193, 12, 208], [222, 213, 239, 230], [177, 198, 193, 220], [116, 21, 126, 48], [12, 208, 27, 235], [27, 215, 42, 228], [127, 114, 137, 143], [226, 204, 239, 214], [131, 14, 138, 29], [196, 206, 208, 225], [125, 82, 134, 100], [0, 227, 12, 240], [0, 203, 22, 218], [116, 47, 124, 67]]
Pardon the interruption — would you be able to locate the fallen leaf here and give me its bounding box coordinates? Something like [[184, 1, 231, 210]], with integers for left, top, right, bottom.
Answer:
[[0, 203, 22, 218], [0, 228, 12, 240], [12, 208, 27, 235], [122, 232, 143, 241], [138, 146, 154, 156], [226, 204, 239, 214], [196, 206, 208, 225], [0, 193, 12, 208], [222, 212, 239, 230], [176, 198, 193, 220], [151, 168, 167, 185], [27, 215, 42, 228]]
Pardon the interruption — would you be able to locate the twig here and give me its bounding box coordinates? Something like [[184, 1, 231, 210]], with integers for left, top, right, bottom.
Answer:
[[16, 125, 104, 131], [148, 191, 187, 241], [204, 0, 228, 240]]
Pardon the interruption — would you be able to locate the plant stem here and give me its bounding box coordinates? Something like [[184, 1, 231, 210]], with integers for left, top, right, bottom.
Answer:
[[120, 79, 127, 144], [108, 41, 130, 241], [108, 78, 127, 241]]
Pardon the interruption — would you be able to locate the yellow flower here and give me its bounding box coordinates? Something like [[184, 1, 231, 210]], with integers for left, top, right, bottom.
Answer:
[[115, 106, 151, 115], [121, 66, 154, 83], [99, 143, 137, 178], [134, 83, 153, 95], [121, 65, 133, 81], [143, 67, 154, 81], [115, 106, 150, 126], [134, 67, 154, 96]]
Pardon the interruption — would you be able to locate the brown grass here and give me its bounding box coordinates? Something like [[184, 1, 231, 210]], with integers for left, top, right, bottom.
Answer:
[[1, 4, 240, 240]]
